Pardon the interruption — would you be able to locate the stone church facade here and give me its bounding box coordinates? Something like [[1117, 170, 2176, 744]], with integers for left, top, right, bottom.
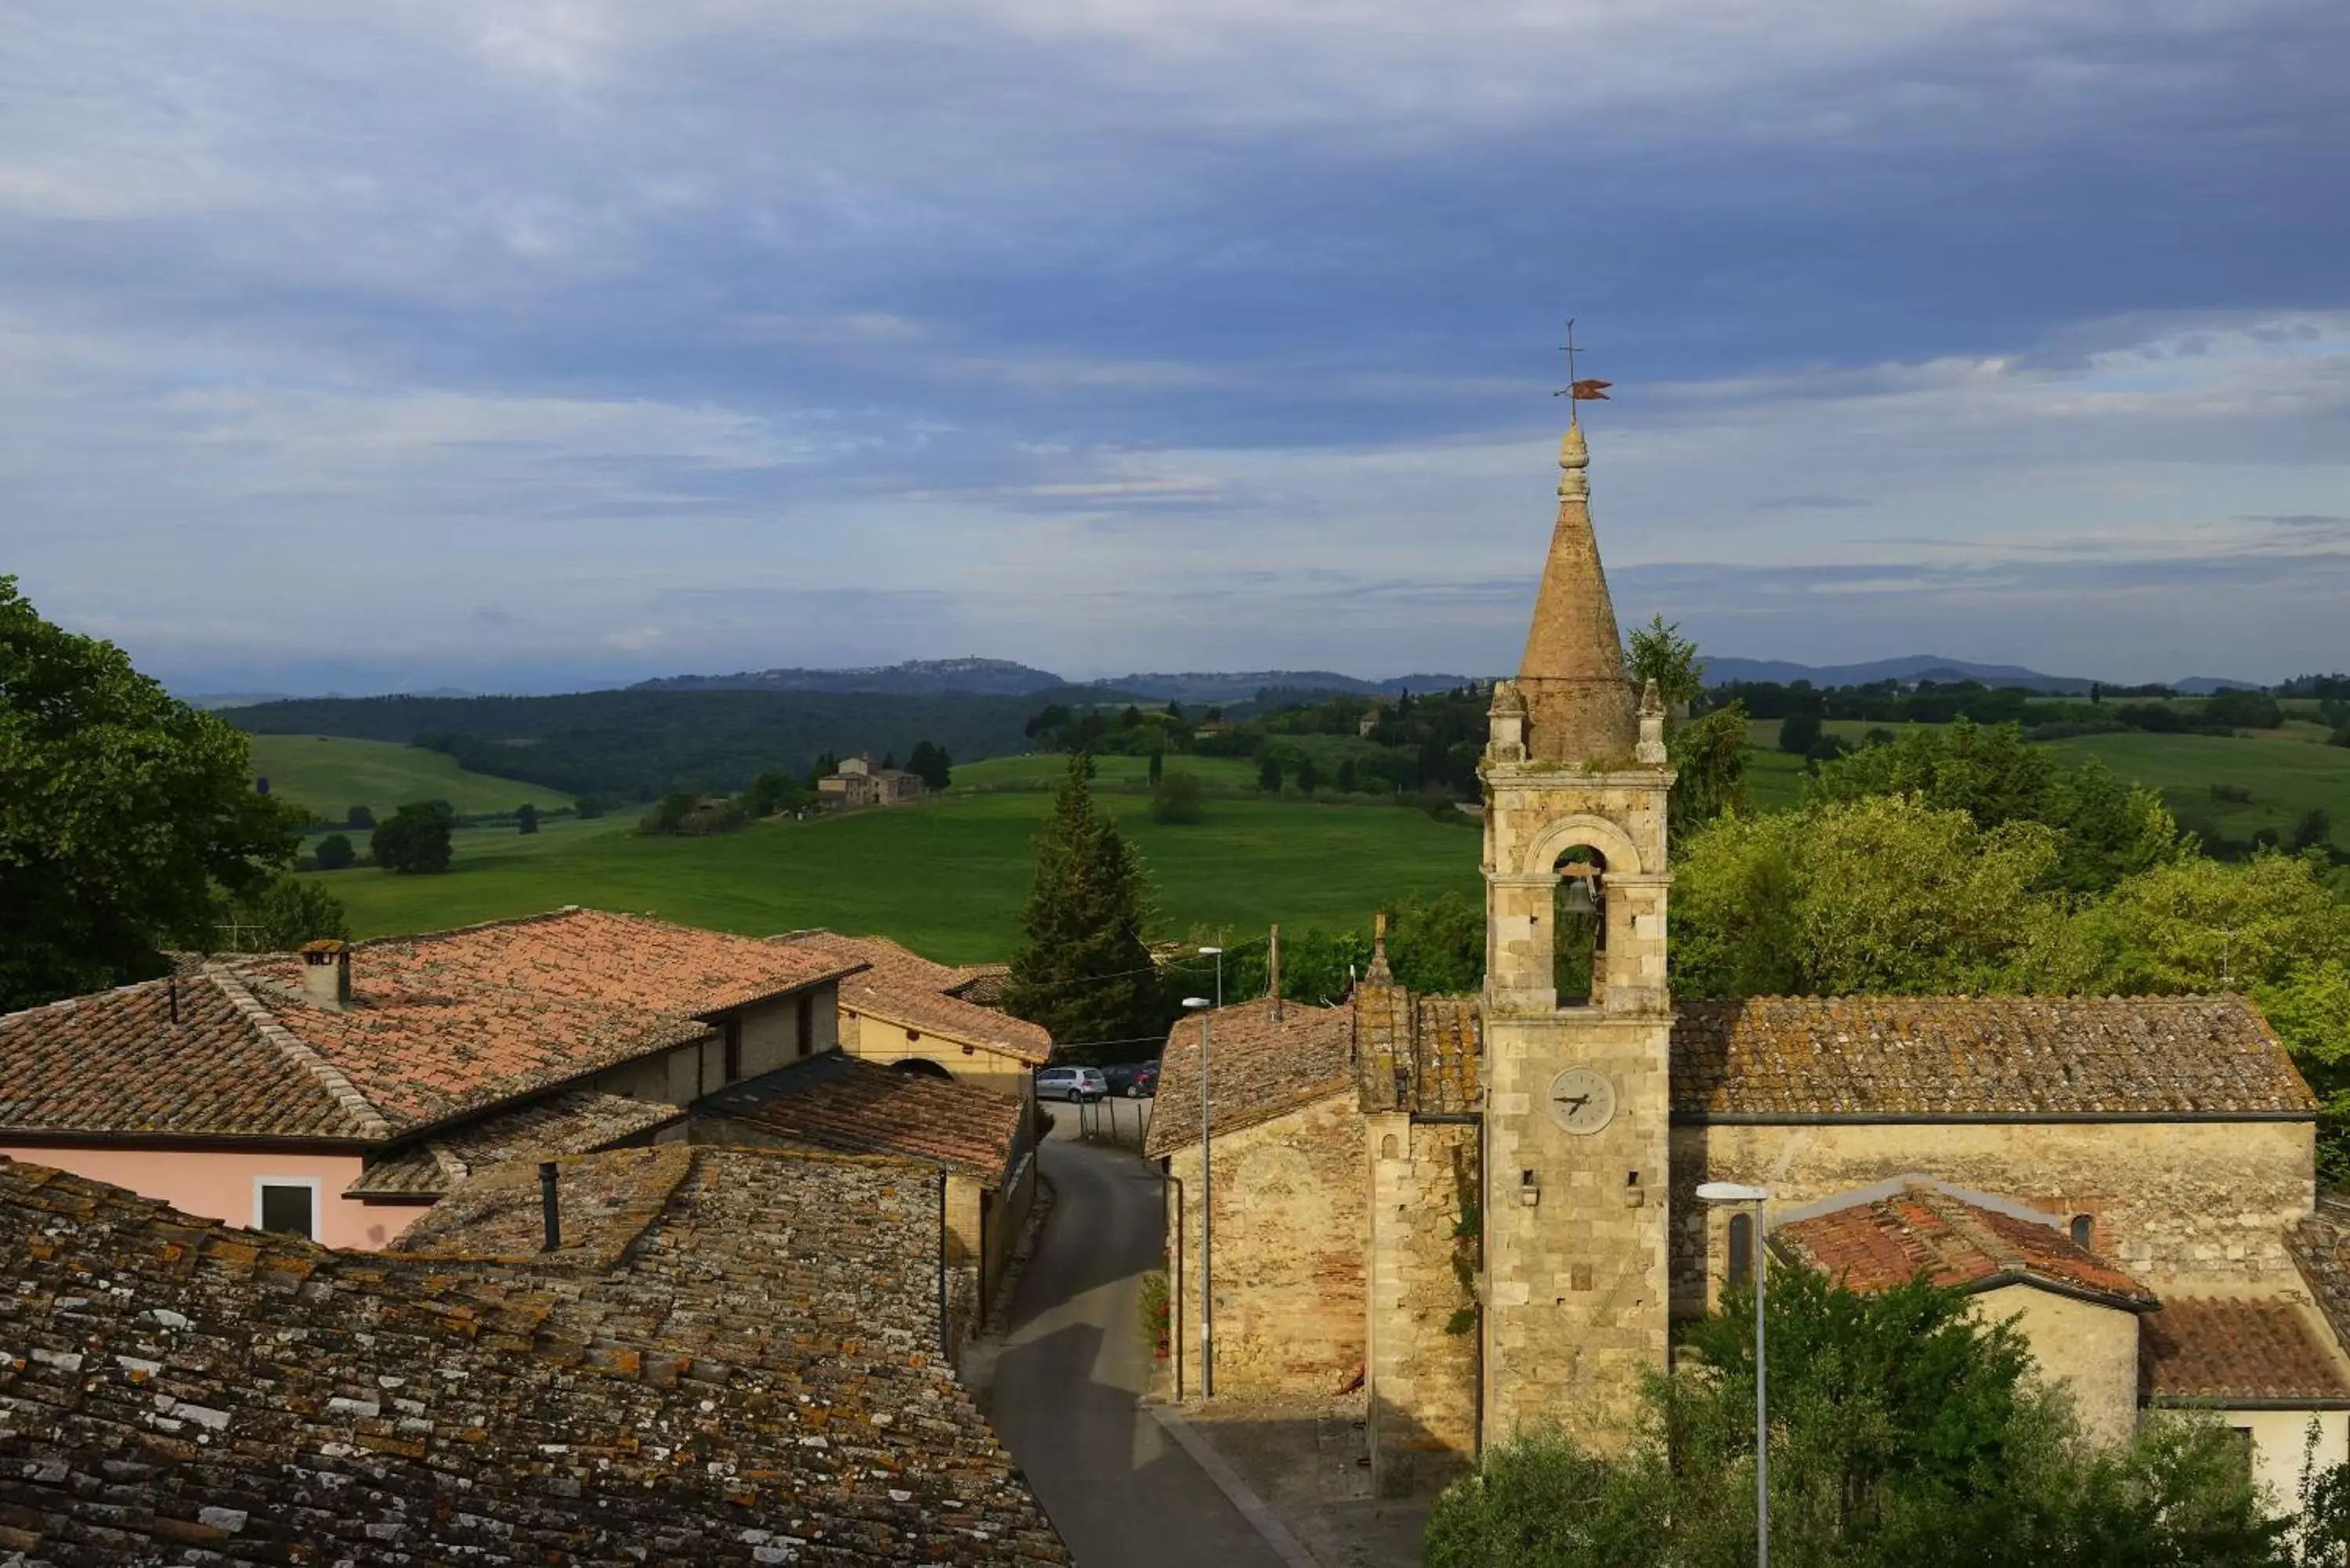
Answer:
[[1148, 420, 2350, 1505]]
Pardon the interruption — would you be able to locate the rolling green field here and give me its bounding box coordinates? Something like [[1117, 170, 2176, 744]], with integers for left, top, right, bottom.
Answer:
[[251, 734, 574, 822], [308, 786, 1483, 961]]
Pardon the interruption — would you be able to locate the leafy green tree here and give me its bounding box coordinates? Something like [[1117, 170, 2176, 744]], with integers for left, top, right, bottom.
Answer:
[[1779, 711, 1823, 755], [347, 804, 374, 829], [0, 576, 301, 1010], [313, 833, 356, 871], [1810, 719, 2184, 893], [1296, 755, 1321, 794], [1625, 613, 1705, 714], [1668, 703, 1750, 837], [515, 803, 539, 836], [1426, 1267, 2283, 1568], [1257, 753, 1284, 793], [808, 751, 840, 785], [1337, 757, 1361, 793], [2288, 808, 2333, 854], [1148, 747, 1165, 786], [212, 873, 351, 952], [906, 740, 953, 792], [1671, 795, 2077, 999], [1000, 753, 1159, 1057], [371, 800, 455, 874], [1389, 893, 1484, 993], [1151, 770, 1205, 825]]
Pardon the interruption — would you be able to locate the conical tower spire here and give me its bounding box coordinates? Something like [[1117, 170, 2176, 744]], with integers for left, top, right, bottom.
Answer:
[[1516, 421, 1634, 762]]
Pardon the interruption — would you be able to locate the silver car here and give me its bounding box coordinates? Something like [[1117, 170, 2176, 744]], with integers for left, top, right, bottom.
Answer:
[[1036, 1066, 1108, 1103]]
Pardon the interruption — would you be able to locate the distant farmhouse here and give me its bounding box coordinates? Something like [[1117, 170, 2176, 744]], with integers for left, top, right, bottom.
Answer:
[[1147, 421, 2350, 1505], [819, 753, 924, 808]]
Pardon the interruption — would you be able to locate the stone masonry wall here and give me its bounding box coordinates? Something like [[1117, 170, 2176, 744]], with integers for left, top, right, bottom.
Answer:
[[1368, 1115, 1481, 1495], [1670, 1119, 2317, 1316], [1166, 1092, 1366, 1399]]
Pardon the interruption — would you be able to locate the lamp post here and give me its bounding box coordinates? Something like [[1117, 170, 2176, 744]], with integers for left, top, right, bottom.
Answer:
[[1697, 1180, 1772, 1568], [1182, 992, 1215, 1397]]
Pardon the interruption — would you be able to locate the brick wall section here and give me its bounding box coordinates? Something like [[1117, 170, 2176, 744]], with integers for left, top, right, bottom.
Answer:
[[1671, 1119, 2318, 1313], [1366, 1114, 1480, 1495], [1166, 1092, 1366, 1398]]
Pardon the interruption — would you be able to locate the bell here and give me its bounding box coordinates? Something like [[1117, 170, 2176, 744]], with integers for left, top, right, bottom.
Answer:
[[1560, 874, 1596, 918]]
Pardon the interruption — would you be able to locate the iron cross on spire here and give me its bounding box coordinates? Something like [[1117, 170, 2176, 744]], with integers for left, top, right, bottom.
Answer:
[[1553, 317, 1612, 422]]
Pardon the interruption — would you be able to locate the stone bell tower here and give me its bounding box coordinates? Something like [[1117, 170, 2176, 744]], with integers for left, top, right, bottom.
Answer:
[[1478, 417, 1675, 1450]]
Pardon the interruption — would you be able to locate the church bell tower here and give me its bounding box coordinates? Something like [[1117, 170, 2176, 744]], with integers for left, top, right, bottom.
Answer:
[[1479, 415, 1674, 1449]]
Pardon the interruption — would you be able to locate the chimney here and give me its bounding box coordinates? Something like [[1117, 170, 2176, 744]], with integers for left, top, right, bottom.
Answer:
[[300, 938, 352, 1010]]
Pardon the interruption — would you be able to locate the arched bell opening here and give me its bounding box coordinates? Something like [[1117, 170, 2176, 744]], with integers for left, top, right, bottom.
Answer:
[[1553, 847, 1607, 1006]]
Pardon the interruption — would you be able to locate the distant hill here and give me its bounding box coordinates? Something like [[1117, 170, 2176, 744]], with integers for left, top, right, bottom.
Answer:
[[2172, 676, 2268, 695], [1703, 655, 2102, 694], [635, 658, 1063, 697], [1095, 670, 1480, 705]]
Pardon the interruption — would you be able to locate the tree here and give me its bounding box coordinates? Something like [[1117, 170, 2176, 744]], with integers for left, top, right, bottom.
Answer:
[[905, 740, 953, 792], [2289, 808, 2334, 854], [212, 874, 351, 952], [1426, 1267, 2283, 1568], [347, 804, 374, 829], [313, 833, 356, 871], [1150, 770, 1205, 825], [1389, 893, 1484, 993], [1337, 757, 1361, 793], [1625, 613, 1705, 714], [371, 800, 455, 874], [1296, 755, 1321, 794], [808, 751, 840, 785], [1258, 754, 1284, 793], [1668, 703, 1750, 836], [0, 576, 301, 1010], [739, 771, 809, 818], [1148, 746, 1165, 786], [1779, 711, 1824, 755], [1000, 753, 1159, 1057], [515, 803, 539, 836]]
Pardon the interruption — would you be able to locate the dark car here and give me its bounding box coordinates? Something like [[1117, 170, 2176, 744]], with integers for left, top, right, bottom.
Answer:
[[1102, 1059, 1159, 1098]]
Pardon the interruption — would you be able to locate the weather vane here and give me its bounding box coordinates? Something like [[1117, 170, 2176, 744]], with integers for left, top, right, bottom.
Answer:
[[1553, 317, 1612, 425]]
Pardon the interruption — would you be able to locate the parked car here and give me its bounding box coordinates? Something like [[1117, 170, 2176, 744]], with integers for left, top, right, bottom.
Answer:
[[1102, 1060, 1160, 1098], [1035, 1066, 1109, 1103]]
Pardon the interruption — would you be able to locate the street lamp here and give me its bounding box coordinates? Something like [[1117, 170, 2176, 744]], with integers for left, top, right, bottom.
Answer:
[[1182, 993, 1215, 1398], [1697, 1180, 1772, 1568]]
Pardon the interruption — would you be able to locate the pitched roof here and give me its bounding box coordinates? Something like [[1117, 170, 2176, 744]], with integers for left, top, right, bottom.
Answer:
[[1772, 1184, 2156, 1309], [342, 1088, 684, 1199], [1354, 984, 1480, 1115], [1144, 997, 1354, 1158], [774, 931, 1053, 1064], [2292, 1196, 2350, 1357], [1672, 995, 2315, 1120], [699, 1053, 1025, 1180], [0, 971, 369, 1142], [0, 1150, 1068, 1563], [2140, 1297, 2350, 1404]]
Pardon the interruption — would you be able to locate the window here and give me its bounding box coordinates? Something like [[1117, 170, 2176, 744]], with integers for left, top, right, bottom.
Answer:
[[1726, 1212, 1754, 1288], [721, 1018, 743, 1084], [797, 992, 815, 1057], [2223, 1426, 2255, 1485], [255, 1180, 316, 1240], [2070, 1213, 2095, 1250]]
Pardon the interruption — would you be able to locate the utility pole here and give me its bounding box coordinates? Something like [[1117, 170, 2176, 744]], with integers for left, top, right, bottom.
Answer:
[[1268, 924, 1282, 1023]]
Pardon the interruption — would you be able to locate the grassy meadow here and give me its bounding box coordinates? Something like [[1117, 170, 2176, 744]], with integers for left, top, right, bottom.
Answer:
[[251, 734, 575, 822], [307, 766, 1483, 961]]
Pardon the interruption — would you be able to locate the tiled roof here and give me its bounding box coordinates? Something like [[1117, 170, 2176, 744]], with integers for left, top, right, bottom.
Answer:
[[1354, 984, 1481, 1115], [698, 1053, 1024, 1180], [0, 1150, 1069, 1563], [775, 931, 1053, 1064], [2290, 1196, 2350, 1357], [0, 972, 368, 1142], [343, 1089, 684, 1199], [1144, 997, 1354, 1158], [2140, 1297, 2350, 1404], [1772, 1184, 2156, 1309], [950, 963, 1012, 1008], [1672, 995, 2315, 1119]]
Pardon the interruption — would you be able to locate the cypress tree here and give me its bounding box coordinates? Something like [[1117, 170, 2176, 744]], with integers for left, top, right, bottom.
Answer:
[[1001, 753, 1158, 1057]]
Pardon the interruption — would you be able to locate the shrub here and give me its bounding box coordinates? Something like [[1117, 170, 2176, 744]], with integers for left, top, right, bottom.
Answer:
[[1137, 1270, 1171, 1353], [313, 833, 355, 871], [371, 801, 454, 875], [1151, 770, 1206, 825], [2212, 782, 2254, 804], [515, 803, 539, 836], [1779, 712, 1823, 754]]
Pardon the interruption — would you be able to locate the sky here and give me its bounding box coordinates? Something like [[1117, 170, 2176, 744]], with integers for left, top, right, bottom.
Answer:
[[3, 1, 2347, 695]]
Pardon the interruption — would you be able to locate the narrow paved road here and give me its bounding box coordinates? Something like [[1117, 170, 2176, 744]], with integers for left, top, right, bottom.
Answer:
[[979, 1125, 1290, 1568]]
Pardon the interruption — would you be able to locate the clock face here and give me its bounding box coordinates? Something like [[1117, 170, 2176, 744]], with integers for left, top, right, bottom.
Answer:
[[1547, 1067, 1617, 1136]]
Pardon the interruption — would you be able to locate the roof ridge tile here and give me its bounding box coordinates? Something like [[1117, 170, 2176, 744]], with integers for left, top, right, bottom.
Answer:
[[207, 966, 392, 1140]]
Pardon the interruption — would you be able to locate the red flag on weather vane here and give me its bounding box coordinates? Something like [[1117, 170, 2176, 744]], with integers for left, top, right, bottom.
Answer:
[[1569, 379, 1612, 400]]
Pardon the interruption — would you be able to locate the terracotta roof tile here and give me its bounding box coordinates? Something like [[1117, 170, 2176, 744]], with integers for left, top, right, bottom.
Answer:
[[1353, 985, 1481, 1115], [700, 1053, 1024, 1179], [1145, 997, 1354, 1157], [2290, 1197, 2350, 1355], [0, 972, 368, 1141], [344, 1089, 685, 1199], [1672, 995, 2314, 1119], [0, 1150, 1069, 1562], [776, 931, 1053, 1064], [1773, 1184, 2155, 1307], [2140, 1296, 2350, 1404]]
